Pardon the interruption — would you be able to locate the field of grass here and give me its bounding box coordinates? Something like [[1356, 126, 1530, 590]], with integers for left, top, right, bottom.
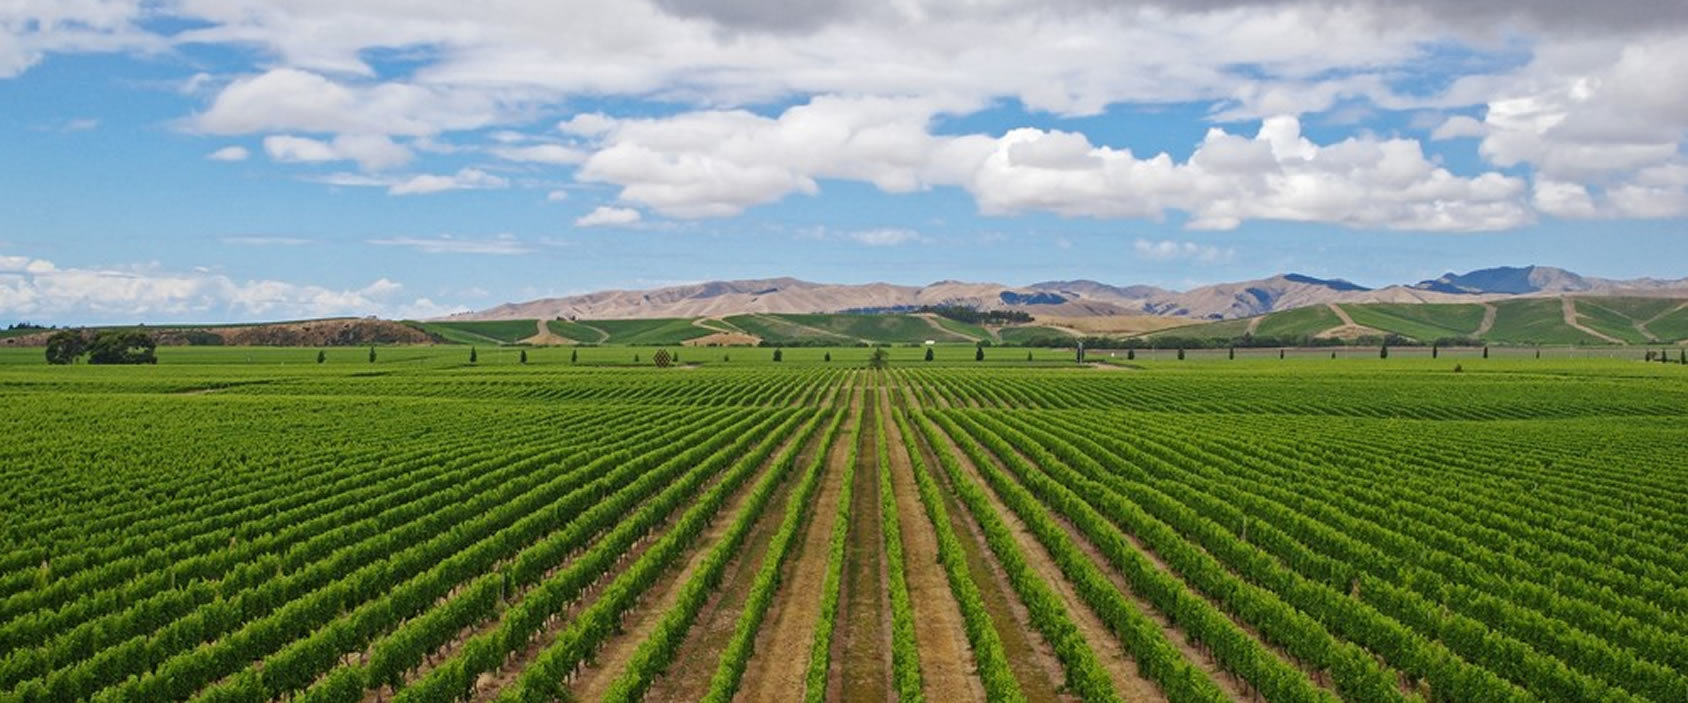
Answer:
[[1253, 303, 1342, 337], [1340, 302, 1487, 341], [1645, 304, 1688, 341], [544, 319, 610, 343], [1, 349, 1684, 703], [927, 315, 990, 342], [1148, 297, 1688, 346], [580, 318, 714, 345], [1145, 315, 1253, 341], [418, 319, 540, 345], [1572, 301, 1654, 344], [996, 325, 1075, 344], [775, 313, 976, 343], [1485, 298, 1602, 345]]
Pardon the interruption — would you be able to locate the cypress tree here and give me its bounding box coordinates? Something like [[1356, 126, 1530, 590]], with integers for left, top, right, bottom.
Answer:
[[1026, 351, 1033, 361], [571, 348, 578, 364], [1380, 342, 1388, 359], [469, 347, 477, 363], [1177, 347, 1185, 361], [772, 348, 782, 362], [316, 349, 326, 364], [368, 346, 376, 363], [519, 349, 528, 364], [1279, 348, 1284, 360], [1483, 346, 1489, 359], [1127, 348, 1135, 361], [1680, 349, 1686, 365], [975, 345, 984, 361], [1431, 343, 1438, 359], [924, 347, 934, 362], [1228, 346, 1234, 360], [824, 352, 831, 362]]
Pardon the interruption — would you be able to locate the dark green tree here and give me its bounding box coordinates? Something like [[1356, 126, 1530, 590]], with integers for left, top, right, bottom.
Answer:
[[924, 347, 934, 362], [1126, 349, 1135, 361], [86, 331, 157, 365], [975, 345, 984, 361], [1380, 342, 1389, 359], [1431, 343, 1438, 359], [369, 346, 377, 363], [1228, 346, 1234, 360], [44, 330, 86, 365], [772, 348, 782, 362], [1279, 349, 1284, 360], [869, 347, 890, 370], [824, 352, 831, 362], [519, 349, 528, 364], [571, 348, 578, 364], [1177, 347, 1185, 361], [469, 346, 478, 363], [672, 351, 679, 364], [1482, 346, 1489, 359], [1026, 351, 1032, 361], [317, 349, 326, 364]]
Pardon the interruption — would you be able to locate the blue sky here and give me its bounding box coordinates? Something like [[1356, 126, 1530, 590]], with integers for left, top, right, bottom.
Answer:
[[2, 1, 1686, 324]]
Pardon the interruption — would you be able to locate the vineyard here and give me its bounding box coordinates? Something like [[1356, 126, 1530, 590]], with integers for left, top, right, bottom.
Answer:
[[1, 352, 1685, 703]]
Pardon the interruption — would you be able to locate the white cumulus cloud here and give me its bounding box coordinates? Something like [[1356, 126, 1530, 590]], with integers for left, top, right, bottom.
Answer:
[[574, 206, 643, 227], [0, 255, 462, 323]]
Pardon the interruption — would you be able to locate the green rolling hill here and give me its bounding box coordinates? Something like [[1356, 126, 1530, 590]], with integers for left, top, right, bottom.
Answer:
[[423, 298, 1688, 347], [417, 320, 539, 345], [1149, 297, 1688, 345]]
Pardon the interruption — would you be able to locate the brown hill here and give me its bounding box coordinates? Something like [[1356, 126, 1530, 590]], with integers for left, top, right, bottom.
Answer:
[[1, 318, 436, 348]]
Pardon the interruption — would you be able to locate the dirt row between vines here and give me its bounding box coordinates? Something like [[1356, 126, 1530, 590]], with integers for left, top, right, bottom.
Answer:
[[562, 412, 826, 702], [920, 416, 1173, 703], [878, 387, 987, 703], [641, 406, 834, 703], [735, 386, 863, 703], [903, 405, 1072, 703]]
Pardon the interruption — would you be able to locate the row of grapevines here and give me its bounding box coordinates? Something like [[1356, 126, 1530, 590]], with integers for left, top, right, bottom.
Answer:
[[957, 410, 1410, 703], [472, 408, 813, 703], [908, 411, 1130, 703], [597, 405, 833, 702], [876, 394, 924, 703], [697, 406, 849, 703], [800, 392, 862, 703], [889, 408, 1025, 703], [1016, 412, 1534, 703], [358, 408, 803, 703]]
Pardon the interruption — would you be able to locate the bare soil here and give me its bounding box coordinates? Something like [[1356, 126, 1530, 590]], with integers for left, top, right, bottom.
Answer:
[[879, 389, 986, 703], [564, 425, 806, 703], [735, 387, 862, 703], [641, 426, 827, 703], [924, 418, 1165, 703], [905, 412, 1070, 703], [830, 398, 892, 703], [1473, 302, 1498, 337], [1561, 297, 1624, 344]]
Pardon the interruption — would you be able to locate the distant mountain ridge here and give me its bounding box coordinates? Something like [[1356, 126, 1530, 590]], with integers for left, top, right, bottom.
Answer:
[[446, 266, 1688, 322]]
